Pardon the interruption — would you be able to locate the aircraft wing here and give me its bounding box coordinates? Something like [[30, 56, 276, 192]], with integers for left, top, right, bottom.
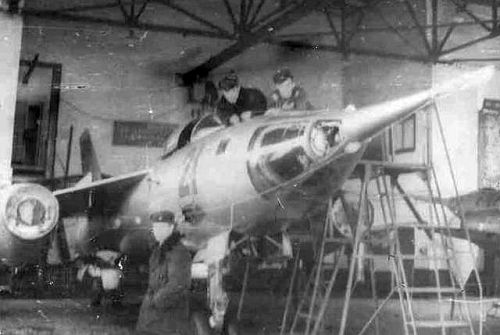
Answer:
[[370, 225, 500, 254], [432, 227, 500, 252], [53, 169, 149, 217]]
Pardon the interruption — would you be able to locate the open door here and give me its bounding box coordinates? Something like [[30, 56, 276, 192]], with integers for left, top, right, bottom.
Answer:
[[12, 101, 45, 169]]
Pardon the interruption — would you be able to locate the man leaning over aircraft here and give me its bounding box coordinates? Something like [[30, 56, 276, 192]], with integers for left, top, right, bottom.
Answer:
[[267, 68, 314, 115], [216, 70, 268, 126]]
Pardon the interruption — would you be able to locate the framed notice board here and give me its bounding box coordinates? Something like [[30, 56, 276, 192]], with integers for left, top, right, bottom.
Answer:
[[112, 121, 177, 147]]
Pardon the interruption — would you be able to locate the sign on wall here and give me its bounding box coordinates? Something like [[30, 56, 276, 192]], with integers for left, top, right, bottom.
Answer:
[[112, 121, 177, 147]]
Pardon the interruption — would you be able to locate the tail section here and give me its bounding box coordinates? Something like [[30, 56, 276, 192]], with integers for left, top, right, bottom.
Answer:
[[80, 129, 102, 181]]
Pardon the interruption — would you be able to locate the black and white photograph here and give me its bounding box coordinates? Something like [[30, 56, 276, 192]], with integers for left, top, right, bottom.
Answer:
[[1, 0, 500, 334]]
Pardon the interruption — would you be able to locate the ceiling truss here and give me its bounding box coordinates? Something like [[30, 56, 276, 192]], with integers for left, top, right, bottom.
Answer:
[[275, 0, 500, 64], [12, 0, 500, 84]]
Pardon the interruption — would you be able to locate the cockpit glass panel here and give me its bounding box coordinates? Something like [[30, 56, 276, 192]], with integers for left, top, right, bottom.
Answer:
[[266, 146, 312, 181], [191, 114, 223, 140], [161, 124, 184, 159], [261, 125, 304, 147], [161, 114, 225, 160], [247, 123, 310, 193], [309, 120, 340, 157], [247, 120, 341, 194]]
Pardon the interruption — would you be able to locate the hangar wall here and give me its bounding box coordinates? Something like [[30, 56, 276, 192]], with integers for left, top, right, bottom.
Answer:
[[20, 18, 208, 177], [0, 12, 22, 186]]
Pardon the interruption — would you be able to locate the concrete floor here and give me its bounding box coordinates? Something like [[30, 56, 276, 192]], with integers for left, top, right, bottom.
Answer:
[[1, 294, 500, 335]]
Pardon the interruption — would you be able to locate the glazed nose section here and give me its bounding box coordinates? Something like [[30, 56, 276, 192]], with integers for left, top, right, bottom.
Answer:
[[246, 119, 343, 194], [307, 120, 341, 159]]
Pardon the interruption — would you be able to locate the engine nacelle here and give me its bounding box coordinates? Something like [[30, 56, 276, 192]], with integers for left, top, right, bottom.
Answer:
[[0, 183, 59, 241]]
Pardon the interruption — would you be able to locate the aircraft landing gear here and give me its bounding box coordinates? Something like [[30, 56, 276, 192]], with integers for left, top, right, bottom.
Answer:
[[208, 260, 229, 330], [190, 231, 241, 335], [191, 231, 239, 334], [191, 310, 240, 335]]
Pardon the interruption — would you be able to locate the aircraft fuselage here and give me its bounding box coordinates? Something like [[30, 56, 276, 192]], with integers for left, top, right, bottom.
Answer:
[[118, 111, 363, 248]]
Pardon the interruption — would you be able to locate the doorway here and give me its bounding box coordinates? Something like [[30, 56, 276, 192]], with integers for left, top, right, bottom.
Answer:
[[12, 60, 61, 180]]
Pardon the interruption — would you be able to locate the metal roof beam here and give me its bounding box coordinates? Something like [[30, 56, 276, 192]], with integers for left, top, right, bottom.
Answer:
[[57, 2, 121, 13], [22, 8, 236, 40], [248, 0, 266, 26], [154, 0, 233, 37], [403, 0, 432, 56], [450, 0, 493, 31], [181, 0, 327, 85], [373, 6, 426, 57], [439, 30, 500, 56], [222, 0, 238, 34], [324, 10, 341, 44], [271, 40, 429, 63], [491, 0, 499, 31]]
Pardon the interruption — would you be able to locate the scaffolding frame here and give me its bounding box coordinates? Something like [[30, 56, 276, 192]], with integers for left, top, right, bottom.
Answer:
[[281, 103, 484, 335]]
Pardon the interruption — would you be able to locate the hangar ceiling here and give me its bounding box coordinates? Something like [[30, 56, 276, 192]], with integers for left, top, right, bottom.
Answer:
[[16, 0, 500, 84]]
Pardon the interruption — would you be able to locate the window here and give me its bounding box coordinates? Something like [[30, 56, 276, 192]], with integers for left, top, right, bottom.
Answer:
[[392, 114, 416, 153]]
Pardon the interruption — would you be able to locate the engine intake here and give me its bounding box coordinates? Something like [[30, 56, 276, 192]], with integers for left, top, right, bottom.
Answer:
[[0, 183, 59, 240]]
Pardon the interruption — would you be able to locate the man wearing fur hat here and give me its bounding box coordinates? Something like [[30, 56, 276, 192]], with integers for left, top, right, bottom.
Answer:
[[136, 211, 192, 335]]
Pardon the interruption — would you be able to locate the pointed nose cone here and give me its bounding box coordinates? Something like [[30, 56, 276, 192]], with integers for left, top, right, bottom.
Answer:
[[341, 66, 495, 142], [342, 90, 432, 142]]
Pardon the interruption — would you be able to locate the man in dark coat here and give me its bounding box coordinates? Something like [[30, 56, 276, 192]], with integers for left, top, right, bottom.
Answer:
[[269, 68, 314, 111], [216, 70, 267, 126], [136, 211, 192, 335]]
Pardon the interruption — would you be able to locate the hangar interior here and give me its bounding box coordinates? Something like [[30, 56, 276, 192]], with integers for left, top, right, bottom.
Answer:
[[1, 0, 500, 334]]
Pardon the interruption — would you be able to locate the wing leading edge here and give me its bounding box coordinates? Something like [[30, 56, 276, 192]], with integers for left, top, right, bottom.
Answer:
[[54, 169, 150, 217]]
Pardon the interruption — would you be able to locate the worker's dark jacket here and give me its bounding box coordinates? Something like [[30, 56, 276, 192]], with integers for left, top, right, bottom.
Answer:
[[136, 233, 192, 335], [217, 87, 267, 125], [270, 86, 314, 111]]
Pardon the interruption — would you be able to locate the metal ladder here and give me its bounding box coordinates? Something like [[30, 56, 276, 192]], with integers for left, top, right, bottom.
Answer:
[[375, 162, 476, 335], [281, 103, 484, 335], [281, 198, 348, 335], [282, 162, 377, 335], [363, 101, 483, 335]]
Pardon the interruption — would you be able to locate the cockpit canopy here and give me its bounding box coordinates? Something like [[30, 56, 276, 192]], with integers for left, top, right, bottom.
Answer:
[[247, 120, 341, 194], [191, 114, 224, 141], [162, 114, 224, 157]]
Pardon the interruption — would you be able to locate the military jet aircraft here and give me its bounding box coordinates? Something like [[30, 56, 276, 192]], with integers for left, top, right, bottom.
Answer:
[[0, 67, 492, 331]]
